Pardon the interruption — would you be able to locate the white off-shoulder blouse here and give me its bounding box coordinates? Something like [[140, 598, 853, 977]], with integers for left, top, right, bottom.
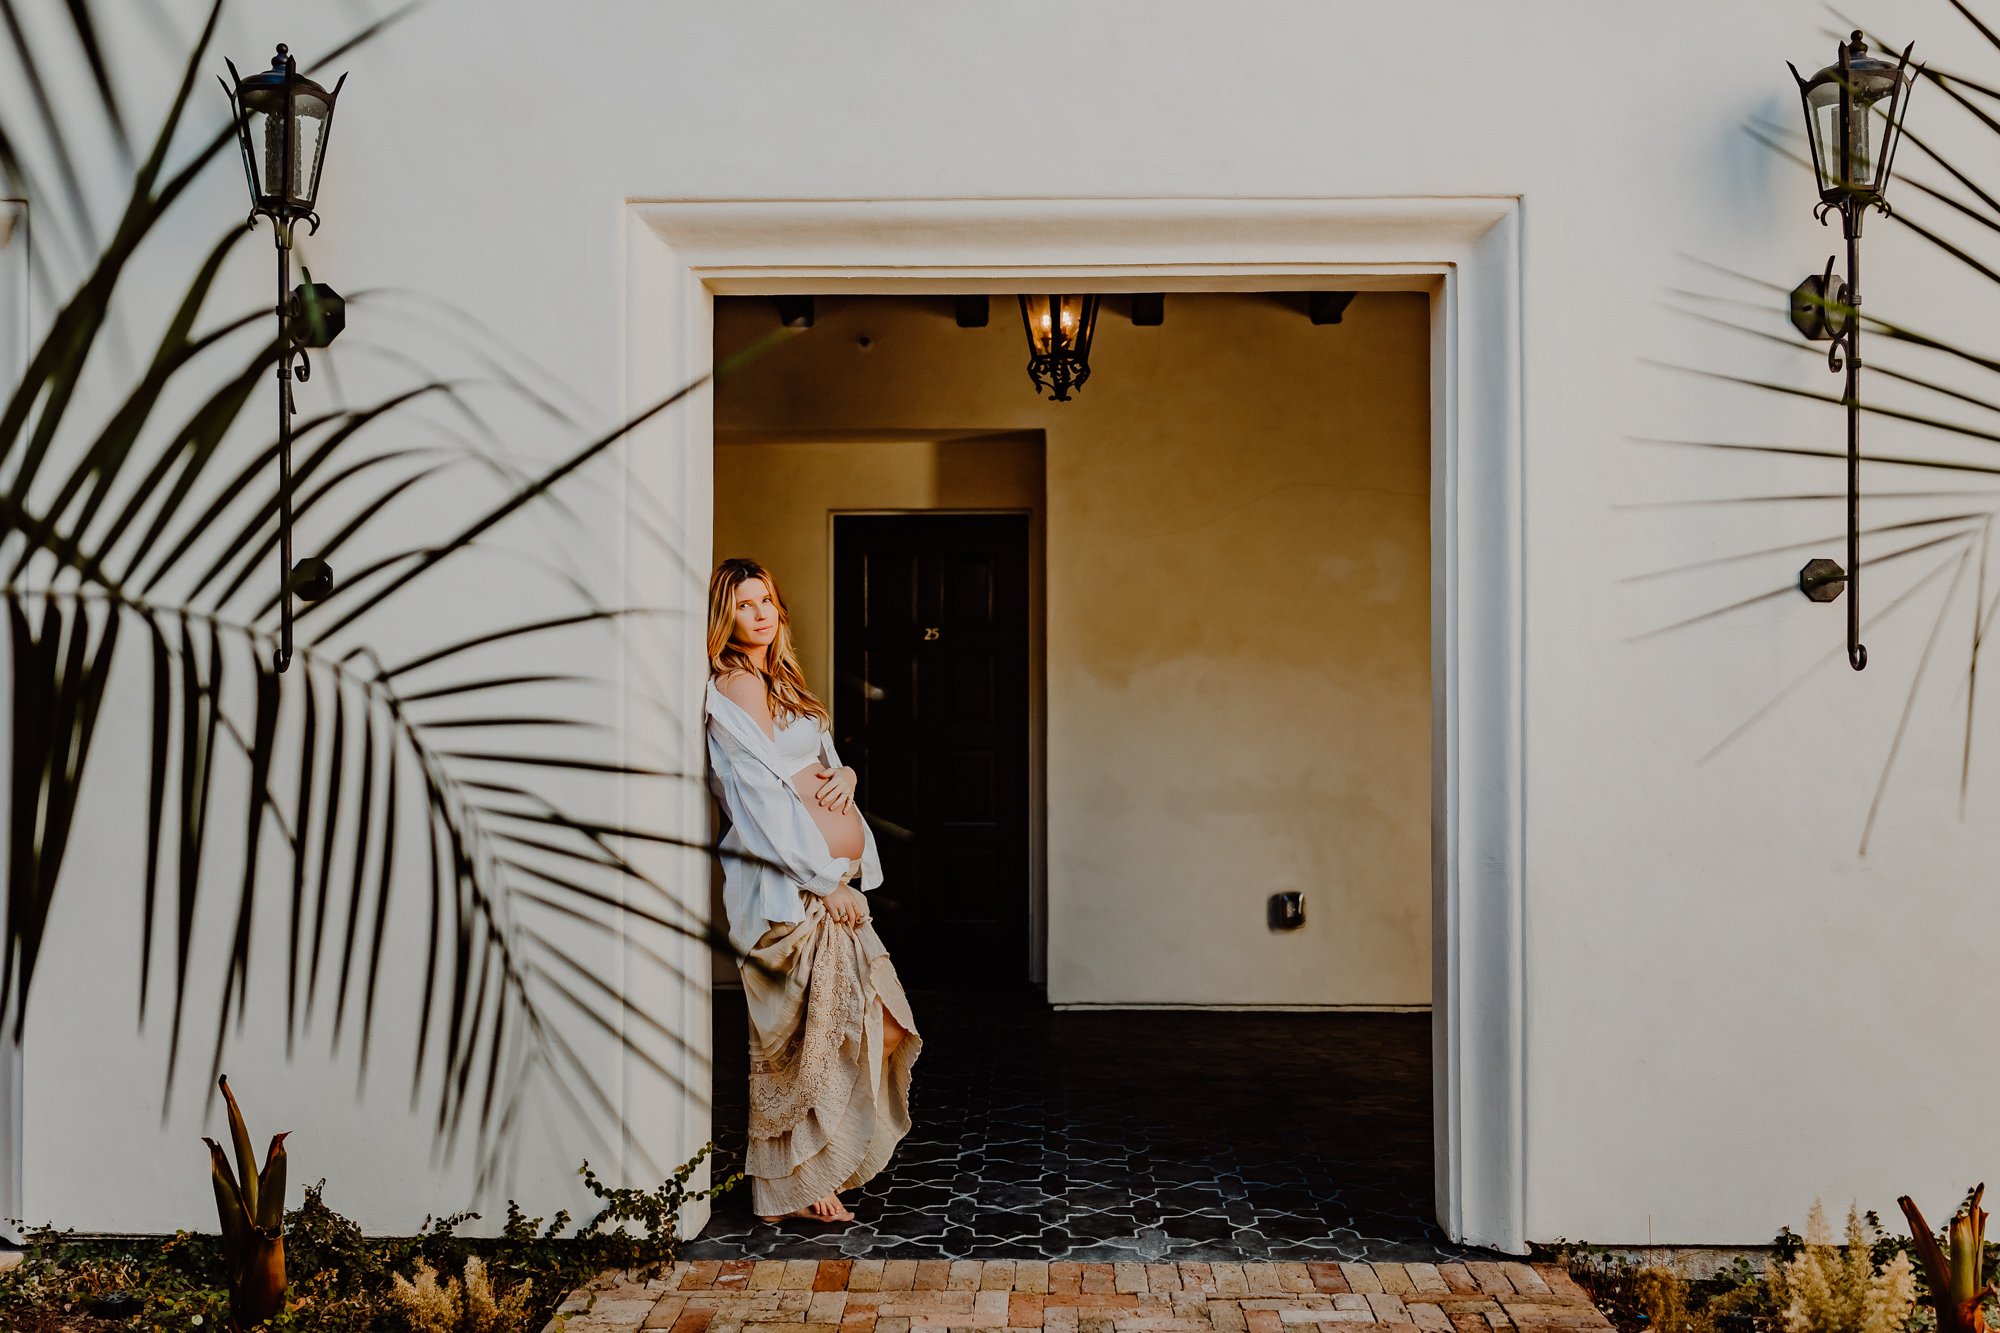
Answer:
[[703, 677, 884, 956]]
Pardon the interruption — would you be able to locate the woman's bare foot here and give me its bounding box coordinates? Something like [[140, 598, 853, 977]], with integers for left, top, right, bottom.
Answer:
[[757, 1191, 853, 1224]]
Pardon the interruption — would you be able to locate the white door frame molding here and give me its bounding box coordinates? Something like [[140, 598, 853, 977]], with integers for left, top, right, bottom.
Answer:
[[619, 195, 1527, 1254], [1, 198, 28, 1247]]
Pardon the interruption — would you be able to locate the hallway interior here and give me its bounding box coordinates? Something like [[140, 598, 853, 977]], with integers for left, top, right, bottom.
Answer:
[[683, 988, 1508, 1263]]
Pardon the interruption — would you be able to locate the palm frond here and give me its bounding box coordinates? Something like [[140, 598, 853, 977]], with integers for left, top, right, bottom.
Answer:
[[0, 0, 832, 1199]]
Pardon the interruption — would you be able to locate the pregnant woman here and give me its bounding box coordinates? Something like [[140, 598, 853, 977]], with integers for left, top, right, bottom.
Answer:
[[703, 555, 922, 1225]]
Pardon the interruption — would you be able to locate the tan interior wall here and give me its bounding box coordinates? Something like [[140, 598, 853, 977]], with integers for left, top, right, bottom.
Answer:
[[708, 433, 1047, 989], [712, 292, 1431, 1006]]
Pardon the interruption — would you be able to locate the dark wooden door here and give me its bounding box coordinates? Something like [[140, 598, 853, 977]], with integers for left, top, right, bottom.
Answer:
[[833, 514, 1031, 987]]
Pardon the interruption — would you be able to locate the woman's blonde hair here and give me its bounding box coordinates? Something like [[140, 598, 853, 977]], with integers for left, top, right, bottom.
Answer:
[[706, 557, 830, 728]]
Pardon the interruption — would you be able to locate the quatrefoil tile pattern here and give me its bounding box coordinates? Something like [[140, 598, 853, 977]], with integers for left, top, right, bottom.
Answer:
[[682, 990, 1510, 1264]]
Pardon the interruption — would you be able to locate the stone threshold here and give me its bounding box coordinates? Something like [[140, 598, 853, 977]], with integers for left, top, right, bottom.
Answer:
[[545, 1259, 1614, 1333]]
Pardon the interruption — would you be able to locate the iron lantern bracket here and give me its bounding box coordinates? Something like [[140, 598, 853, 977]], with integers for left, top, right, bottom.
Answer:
[[223, 43, 345, 673], [1786, 30, 1922, 674]]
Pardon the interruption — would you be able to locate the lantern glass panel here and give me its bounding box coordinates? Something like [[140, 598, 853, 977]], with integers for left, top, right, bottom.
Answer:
[[1022, 296, 1087, 352], [291, 89, 331, 205], [1806, 79, 1845, 188], [1807, 66, 1901, 193], [238, 100, 271, 202], [1023, 297, 1047, 353], [235, 66, 333, 213], [1061, 295, 1092, 348], [1020, 296, 1055, 354], [254, 88, 329, 208]]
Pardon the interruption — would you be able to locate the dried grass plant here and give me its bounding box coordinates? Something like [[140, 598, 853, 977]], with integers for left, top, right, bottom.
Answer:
[[388, 1258, 460, 1333], [1634, 1265, 1708, 1333], [388, 1255, 533, 1333], [460, 1256, 534, 1333], [1766, 1199, 1918, 1333]]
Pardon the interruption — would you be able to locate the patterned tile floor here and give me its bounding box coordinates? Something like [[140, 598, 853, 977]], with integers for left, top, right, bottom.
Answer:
[[681, 986, 1515, 1264], [545, 1257, 1613, 1333]]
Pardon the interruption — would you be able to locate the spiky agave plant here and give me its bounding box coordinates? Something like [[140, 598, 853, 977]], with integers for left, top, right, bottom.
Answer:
[[1898, 1184, 1994, 1333], [202, 1076, 289, 1331]]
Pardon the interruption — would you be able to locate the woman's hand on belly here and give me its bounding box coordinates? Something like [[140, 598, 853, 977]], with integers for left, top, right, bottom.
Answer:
[[807, 764, 857, 812], [790, 765, 864, 861]]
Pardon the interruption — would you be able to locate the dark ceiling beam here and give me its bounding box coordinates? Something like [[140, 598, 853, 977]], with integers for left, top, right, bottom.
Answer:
[[1131, 293, 1164, 325], [1308, 292, 1357, 325], [775, 295, 815, 328], [955, 295, 989, 327]]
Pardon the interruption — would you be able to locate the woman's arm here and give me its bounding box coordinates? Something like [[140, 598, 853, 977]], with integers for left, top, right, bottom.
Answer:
[[813, 731, 858, 813], [707, 721, 854, 896]]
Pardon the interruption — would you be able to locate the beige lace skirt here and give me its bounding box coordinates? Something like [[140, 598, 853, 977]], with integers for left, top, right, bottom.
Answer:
[[738, 876, 922, 1217]]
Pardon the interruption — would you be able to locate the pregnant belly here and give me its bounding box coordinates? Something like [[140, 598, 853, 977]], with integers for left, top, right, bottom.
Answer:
[[789, 765, 864, 861]]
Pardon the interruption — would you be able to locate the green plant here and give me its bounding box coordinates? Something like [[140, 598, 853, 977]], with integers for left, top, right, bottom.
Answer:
[[1536, 1234, 1796, 1333], [1635, 1264, 1707, 1333], [1, 1151, 732, 1330], [202, 1074, 289, 1330], [1632, 1256, 1728, 1328], [1707, 1280, 1777, 1333], [561, 1149, 739, 1279], [0, 1222, 233, 1331], [1542, 1239, 1657, 1333], [1765, 1198, 1917, 1333]]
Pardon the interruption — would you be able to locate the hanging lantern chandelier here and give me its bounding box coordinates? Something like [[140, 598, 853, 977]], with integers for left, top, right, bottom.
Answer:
[[1018, 294, 1099, 401]]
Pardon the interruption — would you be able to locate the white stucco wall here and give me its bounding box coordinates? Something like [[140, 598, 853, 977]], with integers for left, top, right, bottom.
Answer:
[[6, 0, 1998, 1251]]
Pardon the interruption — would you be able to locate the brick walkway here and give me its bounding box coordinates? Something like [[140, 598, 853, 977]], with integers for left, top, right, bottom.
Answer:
[[544, 1258, 1613, 1333]]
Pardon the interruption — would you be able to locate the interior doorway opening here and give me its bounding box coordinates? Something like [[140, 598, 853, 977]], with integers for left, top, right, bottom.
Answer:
[[697, 290, 1460, 1260], [704, 420, 1050, 993], [831, 512, 1034, 989], [625, 192, 1529, 1254]]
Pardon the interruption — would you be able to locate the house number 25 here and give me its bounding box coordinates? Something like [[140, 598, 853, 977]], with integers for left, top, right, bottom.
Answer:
[[922, 626, 940, 640]]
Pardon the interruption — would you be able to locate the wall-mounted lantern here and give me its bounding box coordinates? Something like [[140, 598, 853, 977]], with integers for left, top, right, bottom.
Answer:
[[221, 43, 348, 672], [1787, 30, 1919, 672], [1018, 295, 1099, 401]]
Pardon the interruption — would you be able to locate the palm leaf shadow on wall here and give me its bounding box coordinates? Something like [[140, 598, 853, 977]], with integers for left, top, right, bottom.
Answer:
[[0, 0, 788, 1193], [1634, 0, 2000, 857]]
